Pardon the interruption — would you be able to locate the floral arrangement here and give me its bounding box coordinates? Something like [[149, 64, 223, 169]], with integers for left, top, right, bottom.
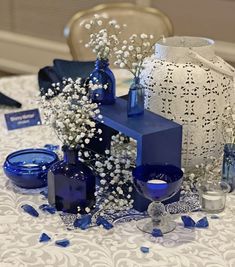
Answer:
[[40, 79, 136, 217], [40, 78, 102, 148], [83, 13, 124, 60], [181, 156, 222, 195], [221, 104, 235, 146], [114, 33, 155, 78], [80, 134, 136, 215]]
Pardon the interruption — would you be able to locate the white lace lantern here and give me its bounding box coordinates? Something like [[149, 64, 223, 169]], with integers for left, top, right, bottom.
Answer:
[[141, 36, 235, 167]]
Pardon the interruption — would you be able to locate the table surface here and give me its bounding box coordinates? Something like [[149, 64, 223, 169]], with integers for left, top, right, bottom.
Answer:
[[0, 75, 235, 267]]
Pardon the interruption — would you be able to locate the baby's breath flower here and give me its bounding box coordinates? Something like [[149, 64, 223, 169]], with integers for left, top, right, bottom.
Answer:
[[114, 34, 155, 78], [85, 207, 90, 213], [84, 15, 124, 60], [40, 78, 100, 149]]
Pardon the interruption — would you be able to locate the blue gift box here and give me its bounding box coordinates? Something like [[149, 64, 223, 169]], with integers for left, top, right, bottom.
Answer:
[[94, 97, 182, 211]]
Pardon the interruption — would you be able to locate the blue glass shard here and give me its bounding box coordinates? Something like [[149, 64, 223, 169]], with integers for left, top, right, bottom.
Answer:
[[211, 215, 220, 219], [39, 233, 51, 242], [181, 215, 196, 228], [151, 228, 163, 237], [55, 238, 70, 247], [96, 216, 113, 230], [21, 204, 39, 217], [140, 246, 149, 253], [73, 214, 92, 230], [39, 204, 56, 214], [44, 144, 59, 151], [40, 190, 48, 198], [195, 217, 209, 228]]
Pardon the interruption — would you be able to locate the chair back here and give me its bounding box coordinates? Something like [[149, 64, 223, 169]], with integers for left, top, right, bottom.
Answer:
[[64, 3, 173, 61]]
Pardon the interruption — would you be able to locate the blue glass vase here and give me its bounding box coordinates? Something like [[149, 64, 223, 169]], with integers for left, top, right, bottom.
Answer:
[[89, 59, 116, 105], [48, 145, 96, 214], [127, 77, 144, 117], [222, 143, 235, 192]]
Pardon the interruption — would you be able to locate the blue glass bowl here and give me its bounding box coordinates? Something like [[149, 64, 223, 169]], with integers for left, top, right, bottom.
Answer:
[[3, 148, 59, 189], [132, 164, 183, 202]]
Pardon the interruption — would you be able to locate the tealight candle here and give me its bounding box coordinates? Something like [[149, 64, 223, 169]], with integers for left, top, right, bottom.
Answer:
[[201, 191, 225, 212], [147, 179, 167, 184], [23, 163, 39, 167]]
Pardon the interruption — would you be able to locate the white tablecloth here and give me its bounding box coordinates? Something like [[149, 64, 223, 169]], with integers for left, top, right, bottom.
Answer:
[[0, 75, 235, 267]]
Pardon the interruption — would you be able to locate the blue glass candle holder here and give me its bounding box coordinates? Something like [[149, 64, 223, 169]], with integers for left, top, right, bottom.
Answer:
[[132, 164, 183, 234], [3, 148, 59, 189]]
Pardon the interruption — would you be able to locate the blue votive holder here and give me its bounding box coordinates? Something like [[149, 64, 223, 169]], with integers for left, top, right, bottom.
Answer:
[[132, 164, 183, 234], [3, 148, 59, 189]]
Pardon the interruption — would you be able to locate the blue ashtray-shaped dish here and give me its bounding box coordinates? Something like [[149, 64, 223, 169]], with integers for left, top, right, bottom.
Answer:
[[3, 148, 59, 189]]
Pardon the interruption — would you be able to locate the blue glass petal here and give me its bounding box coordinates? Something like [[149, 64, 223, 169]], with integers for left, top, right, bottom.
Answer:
[[181, 215, 196, 228], [44, 144, 59, 151], [195, 217, 209, 228], [151, 228, 163, 237], [21, 204, 39, 217], [40, 190, 48, 198], [39, 233, 51, 242], [96, 216, 113, 230], [73, 214, 92, 230], [140, 246, 150, 253], [211, 215, 220, 219], [39, 204, 56, 214], [55, 239, 70, 247]]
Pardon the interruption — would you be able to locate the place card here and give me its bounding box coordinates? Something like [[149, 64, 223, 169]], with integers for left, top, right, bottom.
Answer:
[[4, 108, 42, 130]]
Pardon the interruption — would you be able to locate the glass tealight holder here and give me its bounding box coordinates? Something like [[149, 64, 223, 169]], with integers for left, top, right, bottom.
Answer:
[[3, 148, 59, 189], [196, 180, 230, 213], [132, 164, 183, 234]]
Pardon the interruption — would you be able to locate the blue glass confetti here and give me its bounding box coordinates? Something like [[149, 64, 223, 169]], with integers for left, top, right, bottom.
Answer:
[[73, 214, 92, 230], [21, 204, 39, 217], [55, 239, 70, 247], [151, 228, 163, 237], [39, 204, 56, 214], [181, 215, 196, 228], [195, 217, 209, 228], [211, 215, 220, 219], [181, 216, 209, 228], [140, 246, 149, 253], [40, 190, 48, 198], [96, 216, 113, 230], [39, 233, 51, 242], [44, 144, 59, 151]]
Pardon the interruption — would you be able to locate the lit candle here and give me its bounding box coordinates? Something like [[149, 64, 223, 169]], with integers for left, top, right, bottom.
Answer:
[[148, 179, 167, 184], [23, 163, 38, 167], [201, 191, 225, 211]]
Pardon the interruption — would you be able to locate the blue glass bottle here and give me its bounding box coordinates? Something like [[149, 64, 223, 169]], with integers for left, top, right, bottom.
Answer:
[[127, 77, 144, 117], [89, 59, 116, 105], [222, 143, 235, 192], [48, 145, 96, 214]]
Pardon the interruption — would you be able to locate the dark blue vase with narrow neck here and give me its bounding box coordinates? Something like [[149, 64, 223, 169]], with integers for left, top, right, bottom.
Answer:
[[127, 77, 145, 117], [89, 59, 116, 105], [48, 145, 96, 214]]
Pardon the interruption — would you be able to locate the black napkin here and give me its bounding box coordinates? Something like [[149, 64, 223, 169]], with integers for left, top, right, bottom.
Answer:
[[0, 91, 22, 108], [38, 59, 95, 96]]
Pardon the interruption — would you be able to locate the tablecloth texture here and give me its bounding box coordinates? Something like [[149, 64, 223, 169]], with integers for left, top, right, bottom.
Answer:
[[0, 75, 235, 267]]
